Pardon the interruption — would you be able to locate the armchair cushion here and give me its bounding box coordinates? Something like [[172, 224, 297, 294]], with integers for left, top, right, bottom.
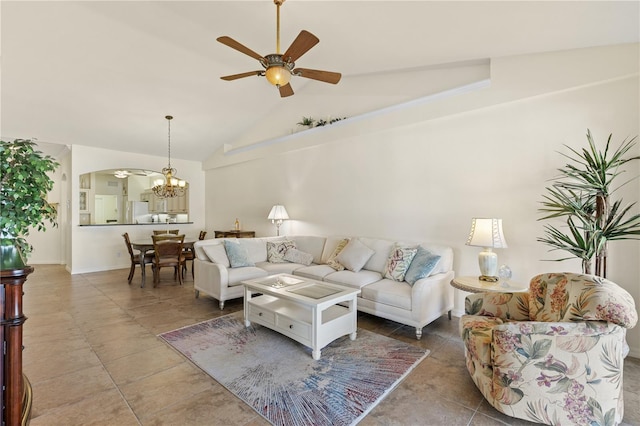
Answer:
[[529, 273, 638, 327]]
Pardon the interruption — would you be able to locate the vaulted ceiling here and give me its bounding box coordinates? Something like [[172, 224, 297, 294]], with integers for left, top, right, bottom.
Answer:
[[2, 1, 638, 161]]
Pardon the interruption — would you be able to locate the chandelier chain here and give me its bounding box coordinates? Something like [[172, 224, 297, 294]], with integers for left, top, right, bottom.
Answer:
[[166, 115, 172, 170], [152, 115, 185, 199]]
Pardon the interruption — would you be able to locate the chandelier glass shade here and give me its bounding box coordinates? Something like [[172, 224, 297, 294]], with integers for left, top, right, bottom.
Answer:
[[152, 115, 186, 199]]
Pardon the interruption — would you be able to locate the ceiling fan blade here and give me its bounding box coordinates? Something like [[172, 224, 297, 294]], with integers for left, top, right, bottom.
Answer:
[[293, 68, 342, 84], [282, 30, 319, 63], [279, 83, 294, 98], [220, 71, 263, 81], [217, 36, 264, 61]]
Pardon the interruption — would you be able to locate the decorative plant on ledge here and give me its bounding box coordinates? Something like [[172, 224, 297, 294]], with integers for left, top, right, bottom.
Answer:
[[537, 130, 640, 277], [0, 139, 59, 269], [296, 116, 346, 130]]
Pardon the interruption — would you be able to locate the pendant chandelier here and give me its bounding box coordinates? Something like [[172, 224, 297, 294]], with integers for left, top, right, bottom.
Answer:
[[152, 115, 186, 199]]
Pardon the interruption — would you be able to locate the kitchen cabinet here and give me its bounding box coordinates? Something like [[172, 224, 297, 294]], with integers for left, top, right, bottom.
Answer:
[[141, 188, 188, 214]]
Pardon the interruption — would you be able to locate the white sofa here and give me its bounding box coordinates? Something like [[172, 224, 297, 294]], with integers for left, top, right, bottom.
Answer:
[[193, 235, 454, 339]]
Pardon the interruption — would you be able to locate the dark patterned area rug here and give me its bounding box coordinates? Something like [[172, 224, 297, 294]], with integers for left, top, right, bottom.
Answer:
[[159, 312, 429, 426]]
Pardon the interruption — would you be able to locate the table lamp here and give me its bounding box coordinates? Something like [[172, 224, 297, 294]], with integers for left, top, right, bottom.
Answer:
[[466, 218, 508, 282], [267, 204, 289, 236]]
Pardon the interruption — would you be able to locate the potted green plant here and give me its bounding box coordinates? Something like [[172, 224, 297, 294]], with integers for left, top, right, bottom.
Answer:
[[538, 130, 640, 277], [297, 116, 315, 129], [0, 139, 59, 269]]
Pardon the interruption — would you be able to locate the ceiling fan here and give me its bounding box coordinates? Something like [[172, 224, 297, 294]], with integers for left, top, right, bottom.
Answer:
[[217, 0, 341, 98]]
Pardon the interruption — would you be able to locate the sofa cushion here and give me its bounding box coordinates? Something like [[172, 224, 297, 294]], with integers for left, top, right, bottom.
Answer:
[[361, 279, 412, 311], [283, 248, 314, 266], [405, 247, 441, 285], [238, 237, 284, 263], [227, 266, 269, 286], [224, 240, 255, 268], [266, 240, 296, 263], [336, 238, 375, 272], [255, 261, 306, 275], [324, 270, 382, 289], [293, 264, 336, 281], [202, 244, 230, 268], [383, 244, 418, 282], [359, 238, 395, 273], [287, 236, 326, 264], [326, 238, 349, 271]]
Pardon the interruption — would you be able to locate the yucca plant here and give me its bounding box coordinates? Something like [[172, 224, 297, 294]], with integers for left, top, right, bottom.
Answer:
[[538, 130, 640, 277]]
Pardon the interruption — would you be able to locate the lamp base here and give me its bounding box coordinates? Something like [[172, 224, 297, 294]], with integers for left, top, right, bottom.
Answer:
[[479, 275, 499, 282]]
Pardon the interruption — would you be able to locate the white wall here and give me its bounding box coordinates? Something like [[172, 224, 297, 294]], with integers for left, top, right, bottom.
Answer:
[[27, 150, 70, 264], [203, 44, 640, 356], [69, 145, 206, 274]]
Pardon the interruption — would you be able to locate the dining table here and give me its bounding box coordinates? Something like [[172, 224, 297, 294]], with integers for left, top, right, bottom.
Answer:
[[131, 237, 196, 287]]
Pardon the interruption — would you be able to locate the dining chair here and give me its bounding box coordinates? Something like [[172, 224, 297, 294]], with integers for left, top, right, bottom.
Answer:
[[151, 237, 185, 286], [153, 229, 179, 235], [122, 232, 154, 284], [152, 233, 185, 243], [182, 231, 207, 280]]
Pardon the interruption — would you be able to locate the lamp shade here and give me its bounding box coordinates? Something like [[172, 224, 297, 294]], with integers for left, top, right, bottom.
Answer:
[[466, 218, 508, 248], [267, 205, 289, 221]]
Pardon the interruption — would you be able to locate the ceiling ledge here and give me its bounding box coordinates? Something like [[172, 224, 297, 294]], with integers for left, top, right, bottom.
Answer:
[[203, 78, 492, 170]]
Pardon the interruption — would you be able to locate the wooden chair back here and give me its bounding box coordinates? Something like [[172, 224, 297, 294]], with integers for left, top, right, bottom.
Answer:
[[153, 229, 179, 235], [152, 234, 185, 243], [122, 232, 135, 261]]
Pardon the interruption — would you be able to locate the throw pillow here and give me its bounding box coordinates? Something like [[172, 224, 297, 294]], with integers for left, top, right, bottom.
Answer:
[[383, 245, 418, 282], [202, 244, 230, 268], [223, 240, 255, 268], [404, 246, 441, 285], [336, 238, 375, 273], [326, 238, 350, 271], [283, 248, 314, 266], [267, 240, 296, 263]]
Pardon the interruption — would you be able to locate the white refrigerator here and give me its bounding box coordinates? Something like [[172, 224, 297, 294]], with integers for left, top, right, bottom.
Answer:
[[126, 201, 150, 224]]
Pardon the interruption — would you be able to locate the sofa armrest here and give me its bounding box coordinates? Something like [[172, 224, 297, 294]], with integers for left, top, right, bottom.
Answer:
[[410, 270, 454, 322], [194, 258, 229, 300], [465, 292, 530, 321]]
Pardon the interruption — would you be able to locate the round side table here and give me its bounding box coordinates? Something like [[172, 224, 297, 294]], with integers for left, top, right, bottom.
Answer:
[[450, 276, 528, 293]]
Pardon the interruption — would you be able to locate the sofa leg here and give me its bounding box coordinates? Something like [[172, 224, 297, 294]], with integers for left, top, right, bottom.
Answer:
[[448, 310, 452, 320], [219, 300, 225, 310], [195, 290, 200, 299], [415, 328, 422, 340]]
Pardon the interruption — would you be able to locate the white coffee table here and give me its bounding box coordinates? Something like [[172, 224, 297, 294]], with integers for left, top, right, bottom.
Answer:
[[242, 274, 360, 360]]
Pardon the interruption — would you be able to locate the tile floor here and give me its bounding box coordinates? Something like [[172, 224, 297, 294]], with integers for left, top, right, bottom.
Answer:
[[21, 264, 640, 425]]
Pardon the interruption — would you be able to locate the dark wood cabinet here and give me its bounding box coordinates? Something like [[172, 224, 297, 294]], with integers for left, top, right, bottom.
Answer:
[[1, 267, 33, 425], [214, 230, 255, 238]]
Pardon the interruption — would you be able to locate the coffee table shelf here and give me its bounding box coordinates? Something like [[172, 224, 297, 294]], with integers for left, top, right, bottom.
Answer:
[[243, 274, 360, 360]]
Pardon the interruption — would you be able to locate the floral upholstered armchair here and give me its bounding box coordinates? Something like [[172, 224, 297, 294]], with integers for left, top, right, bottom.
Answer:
[[459, 273, 637, 425]]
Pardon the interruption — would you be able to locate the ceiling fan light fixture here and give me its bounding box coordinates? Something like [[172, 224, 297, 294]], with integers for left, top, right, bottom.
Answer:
[[265, 65, 291, 86]]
